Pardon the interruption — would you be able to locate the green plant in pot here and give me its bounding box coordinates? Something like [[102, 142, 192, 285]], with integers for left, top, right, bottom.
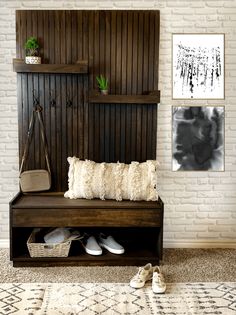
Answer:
[[96, 75, 108, 95], [24, 37, 41, 64]]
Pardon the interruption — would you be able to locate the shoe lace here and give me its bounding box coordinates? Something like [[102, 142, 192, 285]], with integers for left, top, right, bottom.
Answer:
[[132, 268, 146, 282], [153, 272, 165, 285]]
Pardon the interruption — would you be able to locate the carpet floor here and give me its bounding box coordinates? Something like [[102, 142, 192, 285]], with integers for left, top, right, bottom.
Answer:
[[1, 248, 236, 283]]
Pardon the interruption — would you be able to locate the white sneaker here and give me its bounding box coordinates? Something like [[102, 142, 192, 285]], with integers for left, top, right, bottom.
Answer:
[[84, 236, 102, 256], [130, 263, 153, 289], [98, 233, 125, 254], [152, 266, 166, 293]]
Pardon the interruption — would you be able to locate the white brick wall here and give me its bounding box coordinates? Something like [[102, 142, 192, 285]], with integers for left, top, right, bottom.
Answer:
[[0, 0, 235, 248]]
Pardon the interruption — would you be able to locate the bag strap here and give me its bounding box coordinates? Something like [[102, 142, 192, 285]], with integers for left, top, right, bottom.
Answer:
[[19, 106, 51, 175]]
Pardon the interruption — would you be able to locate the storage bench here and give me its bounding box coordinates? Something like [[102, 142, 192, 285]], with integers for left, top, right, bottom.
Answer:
[[10, 192, 164, 267]]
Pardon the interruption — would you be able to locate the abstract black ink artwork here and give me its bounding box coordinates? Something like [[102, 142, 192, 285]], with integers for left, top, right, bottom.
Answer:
[[172, 34, 224, 99], [172, 106, 224, 171]]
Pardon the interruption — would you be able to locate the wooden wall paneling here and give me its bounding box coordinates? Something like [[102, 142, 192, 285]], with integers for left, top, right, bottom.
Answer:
[[17, 74, 22, 173], [93, 11, 100, 162], [154, 11, 160, 90], [88, 11, 95, 161], [132, 12, 138, 95], [130, 12, 138, 161], [148, 12, 155, 91], [39, 74, 45, 170], [16, 10, 160, 190], [127, 12, 133, 95], [104, 11, 111, 162], [143, 12, 149, 93], [82, 12, 89, 160], [49, 76, 56, 190], [152, 105, 157, 159], [110, 11, 118, 162], [49, 11, 55, 63], [130, 103, 137, 161], [137, 12, 144, 95], [141, 105, 147, 161], [78, 75, 84, 159], [38, 10, 46, 170]]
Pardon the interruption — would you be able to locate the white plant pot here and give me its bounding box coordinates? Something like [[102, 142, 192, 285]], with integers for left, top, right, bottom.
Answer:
[[25, 56, 41, 64], [100, 90, 108, 95]]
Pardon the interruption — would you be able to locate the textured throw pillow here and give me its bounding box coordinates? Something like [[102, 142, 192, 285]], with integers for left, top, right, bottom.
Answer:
[[64, 157, 159, 201]]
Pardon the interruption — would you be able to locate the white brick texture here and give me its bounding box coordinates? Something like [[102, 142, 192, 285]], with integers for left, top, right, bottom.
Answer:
[[0, 0, 235, 247]]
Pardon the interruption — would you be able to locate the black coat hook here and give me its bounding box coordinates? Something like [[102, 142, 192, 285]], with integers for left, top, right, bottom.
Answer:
[[49, 90, 58, 108]]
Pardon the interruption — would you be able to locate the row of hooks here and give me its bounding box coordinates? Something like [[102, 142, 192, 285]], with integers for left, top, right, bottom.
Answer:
[[32, 89, 80, 109]]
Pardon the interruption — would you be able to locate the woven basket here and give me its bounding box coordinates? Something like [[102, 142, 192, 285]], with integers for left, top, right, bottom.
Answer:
[[27, 228, 71, 258]]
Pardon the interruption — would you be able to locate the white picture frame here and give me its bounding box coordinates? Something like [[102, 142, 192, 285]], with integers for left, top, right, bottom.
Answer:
[[172, 34, 225, 99], [172, 106, 225, 171]]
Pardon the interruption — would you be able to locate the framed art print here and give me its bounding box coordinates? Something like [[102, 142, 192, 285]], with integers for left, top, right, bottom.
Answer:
[[172, 106, 224, 171], [172, 34, 225, 99]]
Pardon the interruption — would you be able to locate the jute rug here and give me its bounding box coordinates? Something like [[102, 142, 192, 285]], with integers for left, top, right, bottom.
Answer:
[[0, 282, 235, 315]]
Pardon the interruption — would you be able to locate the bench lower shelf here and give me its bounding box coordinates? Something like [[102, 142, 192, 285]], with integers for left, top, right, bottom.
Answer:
[[10, 192, 164, 267], [12, 249, 159, 267]]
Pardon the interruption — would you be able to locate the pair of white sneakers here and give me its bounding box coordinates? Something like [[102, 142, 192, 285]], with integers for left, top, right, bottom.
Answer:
[[83, 233, 125, 256], [130, 263, 166, 294]]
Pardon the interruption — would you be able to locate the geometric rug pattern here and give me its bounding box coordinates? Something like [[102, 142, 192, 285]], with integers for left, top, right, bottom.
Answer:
[[0, 282, 235, 315]]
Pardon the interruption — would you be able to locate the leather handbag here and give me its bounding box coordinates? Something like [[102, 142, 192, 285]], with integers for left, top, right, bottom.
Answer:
[[19, 106, 51, 192]]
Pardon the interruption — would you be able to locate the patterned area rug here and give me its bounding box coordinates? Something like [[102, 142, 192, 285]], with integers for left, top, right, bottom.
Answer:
[[0, 282, 235, 315]]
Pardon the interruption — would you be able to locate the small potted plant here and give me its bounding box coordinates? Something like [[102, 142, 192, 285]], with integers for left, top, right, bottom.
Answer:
[[24, 37, 41, 64], [96, 75, 108, 95]]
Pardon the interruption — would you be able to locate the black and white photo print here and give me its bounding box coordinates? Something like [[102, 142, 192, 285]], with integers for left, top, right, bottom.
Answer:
[[172, 106, 224, 171], [172, 34, 224, 99]]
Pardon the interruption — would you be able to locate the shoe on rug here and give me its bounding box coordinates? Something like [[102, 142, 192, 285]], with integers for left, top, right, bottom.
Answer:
[[98, 233, 125, 254], [152, 266, 166, 294], [84, 235, 102, 256], [129, 263, 153, 289]]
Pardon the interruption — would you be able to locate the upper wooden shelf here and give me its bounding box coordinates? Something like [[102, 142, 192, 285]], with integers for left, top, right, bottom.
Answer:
[[13, 59, 88, 74], [89, 92, 160, 104]]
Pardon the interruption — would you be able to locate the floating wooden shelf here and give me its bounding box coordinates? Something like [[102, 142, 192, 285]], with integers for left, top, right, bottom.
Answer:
[[89, 92, 160, 104], [13, 59, 88, 74]]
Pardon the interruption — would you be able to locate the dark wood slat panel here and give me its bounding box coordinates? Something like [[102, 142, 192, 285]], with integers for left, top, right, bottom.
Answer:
[[88, 11, 95, 160], [110, 12, 117, 94], [78, 75, 84, 159], [16, 10, 160, 190], [115, 11, 121, 94], [15, 11, 20, 58], [132, 11, 138, 94], [121, 12, 127, 94], [154, 11, 160, 90], [17, 74, 23, 169], [148, 12, 155, 91], [49, 10, 55, 64], [151, 105, 157, 159], [141, 105, 147, 161], [127, 12, 133, 95], [61, 74, 67, 190], [137, 12, 144, 94], [82, 12, 89, 160], [143, 12, 149, 93]]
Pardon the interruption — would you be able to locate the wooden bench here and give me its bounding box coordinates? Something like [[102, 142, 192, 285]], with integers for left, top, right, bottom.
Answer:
[[10, 192, 164, 267]]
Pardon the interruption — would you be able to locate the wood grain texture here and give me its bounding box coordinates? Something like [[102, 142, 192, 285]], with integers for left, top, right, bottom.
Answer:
[[10, 193, 163, 265], [13, 59, 88, 73], [89, 93, 160, 104], [15, 10, 160, 191]]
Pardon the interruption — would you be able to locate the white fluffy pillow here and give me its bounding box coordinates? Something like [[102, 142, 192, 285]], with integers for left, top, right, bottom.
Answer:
[[64, 157, 159, 201]]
